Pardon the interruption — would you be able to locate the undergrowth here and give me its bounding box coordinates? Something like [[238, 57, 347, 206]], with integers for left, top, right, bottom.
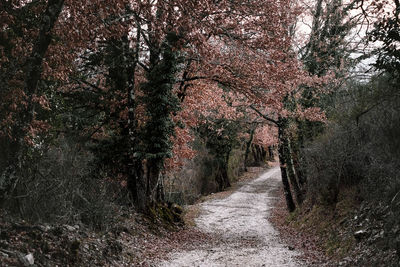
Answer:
[[286, 187, 359, 261]]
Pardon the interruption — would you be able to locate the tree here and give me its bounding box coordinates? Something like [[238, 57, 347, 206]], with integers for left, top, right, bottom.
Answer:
[[1, 0, 328, 215], [124, 0, 308, 211], [0, 0, 135, 208], [139, 32, 182, 208], [0, 0, 65, 202], [366, 0, 400, 80]]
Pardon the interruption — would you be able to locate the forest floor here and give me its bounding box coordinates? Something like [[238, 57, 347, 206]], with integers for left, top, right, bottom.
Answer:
[[270, 181, 400, 267], [157, 166, 304, 266], [1, 165, 331, 267], [2, 166, 398, 266]]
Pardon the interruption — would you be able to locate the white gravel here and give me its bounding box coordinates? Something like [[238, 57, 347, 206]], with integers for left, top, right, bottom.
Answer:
[[158, 166, 303, 267]]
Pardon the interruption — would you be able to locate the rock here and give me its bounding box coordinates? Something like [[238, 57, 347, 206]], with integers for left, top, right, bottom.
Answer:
[[64, 225, 76, 232], [19, 253, 34, 266], [24, 253, 34, 265], [38, 225, 51, 232], [354, 230, 369, 240]]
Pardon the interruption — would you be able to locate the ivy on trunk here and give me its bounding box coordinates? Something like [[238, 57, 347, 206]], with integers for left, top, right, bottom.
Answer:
[[136, 32, 181, 212]]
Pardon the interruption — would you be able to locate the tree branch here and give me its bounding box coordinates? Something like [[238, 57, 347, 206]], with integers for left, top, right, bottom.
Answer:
[[249, 105, 278, 125]]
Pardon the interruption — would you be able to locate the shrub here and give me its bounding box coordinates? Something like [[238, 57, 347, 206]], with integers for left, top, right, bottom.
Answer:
[[0, 137, 123, 230], [303, 75, 400, 205]]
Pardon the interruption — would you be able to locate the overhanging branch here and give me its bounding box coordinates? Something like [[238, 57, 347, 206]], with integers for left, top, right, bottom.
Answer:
[[249, 105, 278, 126]]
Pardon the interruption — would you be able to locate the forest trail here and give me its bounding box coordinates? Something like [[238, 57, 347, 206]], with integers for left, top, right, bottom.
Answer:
[[158, 166, 303, 267]]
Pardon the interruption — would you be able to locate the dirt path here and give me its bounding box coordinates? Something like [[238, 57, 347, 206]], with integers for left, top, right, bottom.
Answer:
[[157, 166, 304, 267]]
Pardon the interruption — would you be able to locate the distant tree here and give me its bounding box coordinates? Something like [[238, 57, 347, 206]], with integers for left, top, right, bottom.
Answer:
[[366, 0, 400, 80]]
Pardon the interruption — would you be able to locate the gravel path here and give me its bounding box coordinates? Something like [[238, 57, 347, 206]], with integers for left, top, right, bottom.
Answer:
[[158, 166, 304, 267]]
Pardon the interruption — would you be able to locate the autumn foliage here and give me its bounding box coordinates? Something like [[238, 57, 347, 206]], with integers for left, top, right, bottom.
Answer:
[[0, 0, 331, 215]]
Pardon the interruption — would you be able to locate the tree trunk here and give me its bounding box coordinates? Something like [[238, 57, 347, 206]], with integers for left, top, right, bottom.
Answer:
[[268, 146, 274, 160], [216, 161, 231, 191], [284, 136, 303, 205], [278, 119, 296, 212], [25, 0, 65, 121], [146, 160, 164, 204], [244, 128, 255, 171], [129, 161, 146, 212], [138, 31, 180, 212], [126, 17, 145, 211], [252, 144, 264, 165], [290, 142, 307, 189], [292, 119, 308, 192], [1, 0, 65, 201], [261, 146, 267, 162]]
